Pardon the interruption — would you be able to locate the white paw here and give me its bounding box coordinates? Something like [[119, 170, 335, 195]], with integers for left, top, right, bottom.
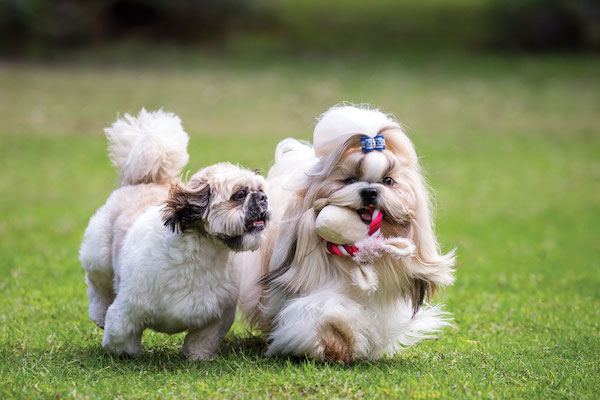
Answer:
[[102, 337, 142, 357]]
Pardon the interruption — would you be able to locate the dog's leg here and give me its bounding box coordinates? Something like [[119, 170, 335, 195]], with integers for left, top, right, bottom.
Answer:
[[318, 321, 355, 365], [80, 206, 116, 329], [182, 304, 236, 361], [182, 322, 221, 361], [266, 292, 375, 363], [102, 301, 143, 357], [85, 274, 114, 329]]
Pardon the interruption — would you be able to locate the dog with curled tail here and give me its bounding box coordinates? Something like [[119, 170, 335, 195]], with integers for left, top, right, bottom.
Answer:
[[80, 109, 270, 360], [239, 105, 455, 364]]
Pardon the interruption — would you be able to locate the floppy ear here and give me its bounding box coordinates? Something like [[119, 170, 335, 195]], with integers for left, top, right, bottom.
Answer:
[[402, 165, 455, 315], [162, 181, 211, 233], [260, 207, 331, 296]]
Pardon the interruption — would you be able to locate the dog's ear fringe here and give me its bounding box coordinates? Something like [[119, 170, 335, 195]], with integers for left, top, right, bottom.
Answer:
[[407, 278, 435, 316], [404, 250, 455, 317], [258, 237, 297, 289], [161, 182, 211, 233]]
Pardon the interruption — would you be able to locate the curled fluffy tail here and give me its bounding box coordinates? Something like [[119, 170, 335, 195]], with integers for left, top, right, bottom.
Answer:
[[274, 138, 314, 164], [105, 109, 189, 186], [267, 138, 316, 181]]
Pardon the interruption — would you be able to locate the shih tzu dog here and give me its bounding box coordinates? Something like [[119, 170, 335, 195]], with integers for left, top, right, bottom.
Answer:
[[79, 109, 269, 360], [239, 105, 455, 364]]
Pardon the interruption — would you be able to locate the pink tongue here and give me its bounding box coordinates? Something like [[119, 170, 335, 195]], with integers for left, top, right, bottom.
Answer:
[[360, 210, 372, 223]]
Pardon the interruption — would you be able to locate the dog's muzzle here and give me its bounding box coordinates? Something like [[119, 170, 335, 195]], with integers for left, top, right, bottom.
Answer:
[[245, 192, 269, 232]]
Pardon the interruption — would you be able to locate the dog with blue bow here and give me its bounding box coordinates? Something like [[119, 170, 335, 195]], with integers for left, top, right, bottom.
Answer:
[[239, 104, 455, 364]]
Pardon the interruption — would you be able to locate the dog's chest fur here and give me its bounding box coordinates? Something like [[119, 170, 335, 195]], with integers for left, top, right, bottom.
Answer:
[[148, 251, 236, 334], [117, 207, 239, 334]]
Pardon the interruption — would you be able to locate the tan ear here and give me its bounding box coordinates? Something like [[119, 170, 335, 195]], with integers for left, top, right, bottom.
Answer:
[[161, 182, 211, 233], [258, 236, 297, 289], [260, 208, 331, 296]]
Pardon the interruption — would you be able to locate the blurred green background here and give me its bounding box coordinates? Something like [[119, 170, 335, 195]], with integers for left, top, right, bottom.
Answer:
[[1, 0, 600, 56], [1, 1, 599, 399]]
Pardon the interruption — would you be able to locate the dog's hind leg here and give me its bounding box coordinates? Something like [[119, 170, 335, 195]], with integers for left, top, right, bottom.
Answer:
[[85, 272, 114, 328], [80, 205, 115, 328]]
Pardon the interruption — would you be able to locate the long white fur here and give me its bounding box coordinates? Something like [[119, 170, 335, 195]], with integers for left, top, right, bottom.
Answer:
[[313, 105, 399, 158], [239, 104, 455, 362], [265, 287, 453, 360]]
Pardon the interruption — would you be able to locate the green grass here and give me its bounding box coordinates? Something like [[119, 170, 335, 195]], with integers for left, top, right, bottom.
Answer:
[[0, 53, 599, 398]]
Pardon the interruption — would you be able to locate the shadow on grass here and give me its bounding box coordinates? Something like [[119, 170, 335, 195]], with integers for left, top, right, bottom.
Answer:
[[223, 333, 423, 371], [3, 331, 422, 375]]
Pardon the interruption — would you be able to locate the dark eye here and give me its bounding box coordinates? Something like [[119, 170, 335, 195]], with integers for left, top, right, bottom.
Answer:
[[344, 177, 358, 185], [231, 189, 248, 201], [382, 177, 394, 186]]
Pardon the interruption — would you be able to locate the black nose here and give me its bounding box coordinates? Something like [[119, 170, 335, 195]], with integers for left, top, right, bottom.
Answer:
[[360, 188, 378, 206], [256, 192, 267, 202], [251, 191, 268, 209]]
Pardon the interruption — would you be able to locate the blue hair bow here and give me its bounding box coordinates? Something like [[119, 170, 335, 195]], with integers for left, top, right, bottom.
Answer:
[[361, 135, 386, 153]]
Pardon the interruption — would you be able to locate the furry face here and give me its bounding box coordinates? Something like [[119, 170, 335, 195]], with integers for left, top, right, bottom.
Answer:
[[162, 163, 271, 252], [312, 136, 416, 240], [239, 105, 455, 364], [261, 130, 453, 307]]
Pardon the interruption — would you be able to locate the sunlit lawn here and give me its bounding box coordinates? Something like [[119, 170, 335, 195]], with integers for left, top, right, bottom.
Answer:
[[0, 53, 598, 398]]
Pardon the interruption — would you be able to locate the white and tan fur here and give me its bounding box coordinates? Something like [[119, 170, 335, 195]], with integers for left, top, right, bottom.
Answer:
[[239, 105, 455, 364], [80, 109, 269, 360]]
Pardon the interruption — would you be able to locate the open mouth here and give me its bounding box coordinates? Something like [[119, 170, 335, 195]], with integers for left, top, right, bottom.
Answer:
[[358, 208, 372, 225], [246, 219, 265, 232]]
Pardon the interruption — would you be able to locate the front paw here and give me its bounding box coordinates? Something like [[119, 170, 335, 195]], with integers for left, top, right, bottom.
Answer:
[[182, 347, 217, 362], [102, 341, 143, 357]]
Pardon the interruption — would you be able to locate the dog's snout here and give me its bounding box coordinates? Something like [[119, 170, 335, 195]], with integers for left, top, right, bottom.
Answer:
[[245, 191, 270, 230], [256, 192, 267, 202], [250, 191, 268, 211], [360, 188, 378, 206]]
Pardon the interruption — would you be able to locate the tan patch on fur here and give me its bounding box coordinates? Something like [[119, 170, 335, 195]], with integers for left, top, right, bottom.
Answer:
[[319, 322, 355, 365], [111, 183, 172, 262]]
